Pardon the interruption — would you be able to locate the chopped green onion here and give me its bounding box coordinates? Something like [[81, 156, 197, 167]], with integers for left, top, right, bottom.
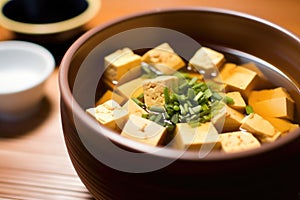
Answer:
[[211, 92, 223, 101], [163, 111, 170, 120], [149, 106, 165, 113], [194, 91, 204, 102], [164, 87, 170, 104], [192, 82, 207, 90], [170, 93, 177, 101], [131, 97, 144, 107], [186, 100, 193, 107], [245, 105, 254, 115], [135, 72, 233, 130], [191, 105, 202, 113], [173, 105, 180, 111], [179, 82, 189, 90], [204, 89, 213, 99], [189, 114, 199, 121], [179, 105, 186, 115], [142, 113, 149, 119], [171, 113, 179, 124], [202, 104, 209, 111], [176, 94, 186, 102], [154, 114, 163, 123], [184, 103, 189, 113], [187, 88, 195, 99], [188, 77, 198, 86], [188, 121, 201, 128], [223, 96, 235, 105], [136, 93, 144, 100], [174, 72, 190, 79], [149, 114, 157, 121], [202, 114, 212, 121]]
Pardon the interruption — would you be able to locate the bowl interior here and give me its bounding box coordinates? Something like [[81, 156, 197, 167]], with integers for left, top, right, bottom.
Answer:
[[61, 8, 300, 160], [2, 0, 88, 24]]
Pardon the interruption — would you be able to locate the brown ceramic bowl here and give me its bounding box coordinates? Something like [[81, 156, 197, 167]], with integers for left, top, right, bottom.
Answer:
[[59, 8, 300, 200]]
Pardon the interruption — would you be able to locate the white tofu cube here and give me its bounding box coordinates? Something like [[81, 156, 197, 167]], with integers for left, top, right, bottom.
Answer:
[[172, 122, 220, 151], [253, 97, 294, 121], [240, 62, 273, 89], [240, 113, 278, 138], [104, 48, 141, 81], [220, 131, 261, 153], [257, 131, 282, 143], [116, 77, 147, 99], [264, 117, 299, 136], [248, 87, 295, 121], [121, 115, 167, 146], [143, 75, 178, 107], [122, 99, 147, 117], [225, 91, 246, 113], [212, 104, 245, 133], [86, 100, 128, 131], [141, 43, 185, 74], [217, 63, 237, 81], [189, 47, 225, 74], [223, 66, 259, 98]]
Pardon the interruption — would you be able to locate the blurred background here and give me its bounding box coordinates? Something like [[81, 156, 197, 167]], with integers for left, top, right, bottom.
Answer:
[[0, 0, 299, 199], [1, 0, 300, 63]]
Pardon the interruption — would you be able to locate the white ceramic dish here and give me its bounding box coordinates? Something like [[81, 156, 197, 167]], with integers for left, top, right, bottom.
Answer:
[[0, 40, 55, 120]]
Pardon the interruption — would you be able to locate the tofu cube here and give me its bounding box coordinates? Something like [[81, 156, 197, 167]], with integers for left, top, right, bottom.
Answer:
[[223, 66, 259, 98], [252, 97, 294, 121], [212, 104, 245, 132], [240, 113, 278, 138], [141, 43, 185, 74], [257, 131, 282, 143], [116, 77, 147, 99], [143, 75, 178, 107], [240, 62, 273, 89], [104, 48, 141, 81], [172, 122, 220, 151], [264, 117, 299, 136], [96, 90, 126, 106], [121, 115, 167, 146], [103, 77, 117, 90], [220, 131, 261, 153], [189, 47, 225, 74], [225, 91, 246, 113], [86, 100, 128, 131], [248, 87, 293, 104], [122, 99, 147, 117], [217, 63, 237, 81], [248, 87, 295, 120]]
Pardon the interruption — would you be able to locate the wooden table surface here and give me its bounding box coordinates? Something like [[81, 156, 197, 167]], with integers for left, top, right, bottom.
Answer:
[[0, 0, 299, 199]]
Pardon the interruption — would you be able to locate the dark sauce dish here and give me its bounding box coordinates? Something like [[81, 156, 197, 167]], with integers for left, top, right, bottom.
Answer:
[[2, 0, 88, 24], [0, 0, 100, 61], [0, 0, 100, 35]]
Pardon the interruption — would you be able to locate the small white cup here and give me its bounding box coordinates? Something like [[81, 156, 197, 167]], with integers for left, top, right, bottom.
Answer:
[[0, 40, 55, 120]]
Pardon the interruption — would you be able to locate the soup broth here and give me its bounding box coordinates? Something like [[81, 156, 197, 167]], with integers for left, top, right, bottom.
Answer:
[[89, 43, 300, 153]]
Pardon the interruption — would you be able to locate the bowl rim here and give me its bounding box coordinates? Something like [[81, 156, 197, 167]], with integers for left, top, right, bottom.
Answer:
[[0, 40, 55, 94], [0, 0, 101, 35], [59, 7, 300, 161]]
